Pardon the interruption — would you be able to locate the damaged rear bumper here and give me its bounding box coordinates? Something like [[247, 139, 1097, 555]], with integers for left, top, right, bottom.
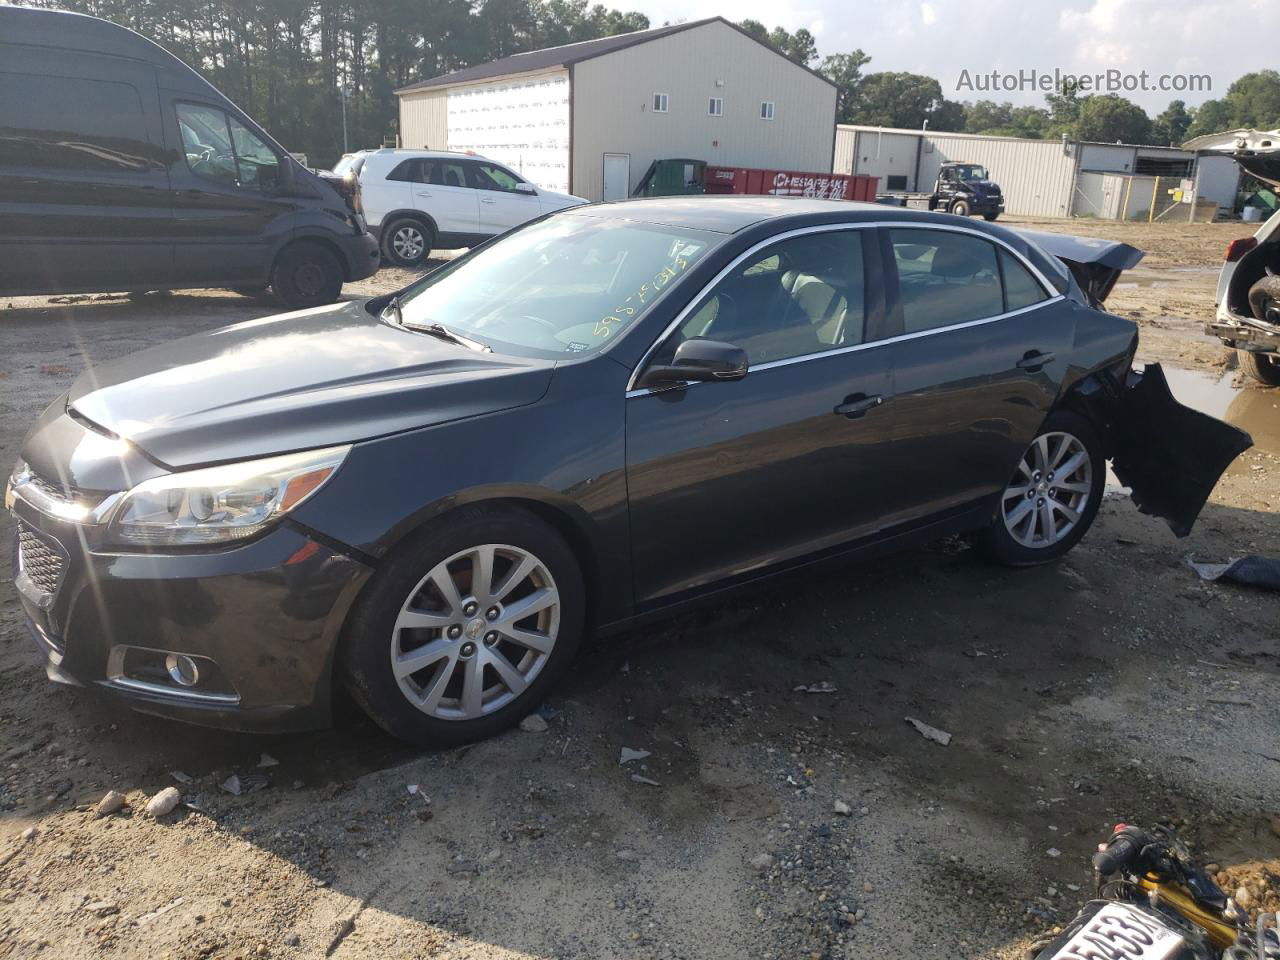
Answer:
[[1110, 364, 1253, 536], [1206, 315, 1280, 354]]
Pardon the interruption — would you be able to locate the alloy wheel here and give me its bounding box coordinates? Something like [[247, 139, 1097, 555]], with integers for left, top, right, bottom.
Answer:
[[392, 226, 425, 261], [1001, 431, 1093, 548], [390, 544, 559, 720]]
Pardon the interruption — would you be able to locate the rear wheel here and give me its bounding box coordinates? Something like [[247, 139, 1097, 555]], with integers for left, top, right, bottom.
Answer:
[[982, 211, 999, 222], [271, 241, 343, 310], [1238, 349, 1280, 386], [976, 411, 1104, 566], [950, 199, 971, 217], [381, 217, 432, 267], [341, 506, 585, 746]]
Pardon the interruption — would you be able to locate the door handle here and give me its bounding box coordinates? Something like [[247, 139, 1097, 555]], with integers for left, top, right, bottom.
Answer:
[[834, 394, 883, 418], [1016, 350, 1055, 372], [480, 196, 497, 204], [414, 189, 432, 197]]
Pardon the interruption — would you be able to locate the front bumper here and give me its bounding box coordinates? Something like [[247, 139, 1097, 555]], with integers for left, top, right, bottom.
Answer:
[[9, 495, 373, 733], [340, 230, 381, 282]]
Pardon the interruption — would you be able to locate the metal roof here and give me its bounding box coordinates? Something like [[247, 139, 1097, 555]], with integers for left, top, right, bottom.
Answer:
[[395, 17, 834, 94]]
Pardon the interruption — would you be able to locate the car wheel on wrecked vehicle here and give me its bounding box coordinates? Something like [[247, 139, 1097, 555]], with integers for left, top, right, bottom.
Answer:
[[340, 506, 586, 745], [271, 241, 344, 309], [977, 411, 1104, 566]]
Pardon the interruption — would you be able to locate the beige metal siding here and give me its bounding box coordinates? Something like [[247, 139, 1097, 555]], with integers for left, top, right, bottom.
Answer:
[[399, 89, 448, 149], [571, 21, 836, 202], [1079, 143, 1136, 172], [833, 126, 855, 175], [918, 133, 1078, 217], [847, 130, 924, 190]]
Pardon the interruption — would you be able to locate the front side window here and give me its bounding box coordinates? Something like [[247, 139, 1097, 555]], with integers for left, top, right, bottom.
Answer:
[[393, 216, 720, 358], [708, 97, 724, 117], [177, 103, 279, 190], [653, 93, 669, 113], [470, 162, 526, 193], [664, 230, 866, 366], [890, 229, 1003, 333]]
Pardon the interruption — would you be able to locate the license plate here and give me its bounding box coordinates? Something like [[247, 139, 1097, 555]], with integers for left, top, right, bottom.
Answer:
[[1048, 903, 1184, 960]]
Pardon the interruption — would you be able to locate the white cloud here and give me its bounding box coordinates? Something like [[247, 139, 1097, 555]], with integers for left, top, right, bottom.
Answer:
[[920, 3, 938, 25]]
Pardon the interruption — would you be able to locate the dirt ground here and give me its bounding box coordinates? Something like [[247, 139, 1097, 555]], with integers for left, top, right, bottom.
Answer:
[[1, 218, 1279, 960]]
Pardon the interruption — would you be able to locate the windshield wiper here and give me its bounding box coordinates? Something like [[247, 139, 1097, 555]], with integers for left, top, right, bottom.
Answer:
[[403, 317, 491, 353]]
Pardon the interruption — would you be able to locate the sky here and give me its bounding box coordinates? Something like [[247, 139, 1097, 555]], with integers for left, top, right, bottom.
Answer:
[[637, 0, 1279, 112]]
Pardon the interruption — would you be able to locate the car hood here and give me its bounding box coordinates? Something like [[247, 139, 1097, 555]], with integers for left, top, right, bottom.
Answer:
[[1013, 229, 1145, 307], [540, 189, 588, 207], [65, 300, 555, 469], [1184, 128, 1280, 188]]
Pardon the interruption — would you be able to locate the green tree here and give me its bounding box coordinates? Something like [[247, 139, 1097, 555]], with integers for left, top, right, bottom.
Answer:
[[818, 50, 872, 123], [1186, 98, 1234, 139], [1151, 100, 1192, 146], [963, 100, 1013, 133], [849, 72, 954, 130], [1074, 94, 1153, 144], [737, 19, 817, 65], [1223, 70, 1280, 129]]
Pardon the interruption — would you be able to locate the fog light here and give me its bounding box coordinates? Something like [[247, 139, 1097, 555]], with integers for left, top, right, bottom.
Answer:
[[165, 654, 200, 687]]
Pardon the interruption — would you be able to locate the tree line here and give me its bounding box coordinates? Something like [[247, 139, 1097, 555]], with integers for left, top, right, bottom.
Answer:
[[20, 2, 1280, 167], [746, 20, 1280, 147]]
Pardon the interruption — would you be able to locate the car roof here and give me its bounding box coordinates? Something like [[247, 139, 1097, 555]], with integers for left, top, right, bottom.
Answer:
[[357, 149, 480, 159]]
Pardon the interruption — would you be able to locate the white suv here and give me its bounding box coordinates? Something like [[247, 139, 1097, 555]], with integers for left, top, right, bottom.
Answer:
[[334, 149, 587, 266]]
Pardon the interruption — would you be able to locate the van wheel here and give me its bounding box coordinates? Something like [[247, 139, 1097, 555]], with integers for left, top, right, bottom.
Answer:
[[340, 505, 586, 746], [1238, 349, 1280, 386], [975, 411, 1104, 566], [382, 218, 432, 267], [271, 242, 343, 309], [950, 200, 971, 217]]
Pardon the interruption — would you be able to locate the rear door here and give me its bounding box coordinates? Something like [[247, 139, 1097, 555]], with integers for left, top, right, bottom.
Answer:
[[0, 52, 174, 293], [418, 158, 480, 244], [873, 226, 1073, 521], [469, 161, 542, 234]]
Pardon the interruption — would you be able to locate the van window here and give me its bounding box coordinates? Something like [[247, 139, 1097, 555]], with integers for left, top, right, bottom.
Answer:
[[0, 72, 157, 172], [177, 103, 279, 191]]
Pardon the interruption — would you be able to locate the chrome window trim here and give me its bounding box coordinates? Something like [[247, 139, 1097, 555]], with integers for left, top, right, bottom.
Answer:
[[625, 219, 1060, 394]]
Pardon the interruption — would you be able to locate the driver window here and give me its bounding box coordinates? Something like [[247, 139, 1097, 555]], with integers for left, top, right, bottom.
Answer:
[[668, 231, 865, 366], [227, 115, 280, 190], [471, 162, 526, 193], [177, 103, 279, 191]]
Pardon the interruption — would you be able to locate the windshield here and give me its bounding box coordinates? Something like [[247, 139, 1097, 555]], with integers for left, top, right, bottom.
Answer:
[[952, 164, 988, 181], [393, 215, 721, 357]]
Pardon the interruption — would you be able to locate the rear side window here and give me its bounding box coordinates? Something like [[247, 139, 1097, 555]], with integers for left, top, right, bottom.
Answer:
[[425, 160, 468, 188], [386, 159, 422, 182], [889, 229, 1002, 333], [1000, 249, 1050, 311], [0, 72, 158, 172]]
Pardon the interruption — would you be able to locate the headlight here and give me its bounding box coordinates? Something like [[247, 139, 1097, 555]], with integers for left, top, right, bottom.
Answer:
[[4, 458, 27, 511], [107, 445, 350, 547]]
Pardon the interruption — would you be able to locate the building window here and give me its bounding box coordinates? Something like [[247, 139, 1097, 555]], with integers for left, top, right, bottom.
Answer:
[[760, 101, 775, 120], [708, 97, 724, 117], [652, 93, 668, 113]]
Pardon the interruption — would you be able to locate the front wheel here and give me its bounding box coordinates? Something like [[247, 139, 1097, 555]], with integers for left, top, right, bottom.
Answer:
[[271, 241, 343, 310], [975, 411, 1105, 566], [341, 506, 586, 746], [950, 199, 971, 217]]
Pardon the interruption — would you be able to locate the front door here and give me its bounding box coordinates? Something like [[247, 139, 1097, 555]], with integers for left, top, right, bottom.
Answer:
[[469, 161, 542, 234], [874, 226, 1073, 523], [625, 227, 899, 607], [169, 102, 293, 285], [603, 153, 630, 202], [418, 158, 480, 246], [0, 52, 174, 294]]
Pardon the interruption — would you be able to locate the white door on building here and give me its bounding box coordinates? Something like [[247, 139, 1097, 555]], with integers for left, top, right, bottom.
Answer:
[[603, 153, 630, 201]]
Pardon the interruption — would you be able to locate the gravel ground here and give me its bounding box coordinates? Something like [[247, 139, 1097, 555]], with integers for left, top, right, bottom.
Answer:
[[1, 222, 1279, 960]]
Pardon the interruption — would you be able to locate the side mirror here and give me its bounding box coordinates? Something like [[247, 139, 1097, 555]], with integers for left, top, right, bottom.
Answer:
[[638, 338, 748, 388], [514, 183, 537, 196]]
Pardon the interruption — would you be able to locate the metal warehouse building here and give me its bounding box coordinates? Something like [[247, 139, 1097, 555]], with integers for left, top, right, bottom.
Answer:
[[395, 18, 837, 203], [834, 125, 1240, 220]]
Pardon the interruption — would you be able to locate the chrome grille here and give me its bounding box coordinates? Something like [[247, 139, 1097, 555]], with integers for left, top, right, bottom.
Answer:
[[17, 526, 66, 597]]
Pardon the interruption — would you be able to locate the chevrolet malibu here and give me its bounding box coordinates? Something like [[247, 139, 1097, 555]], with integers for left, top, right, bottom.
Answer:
[[6, 198, 1250, 745]]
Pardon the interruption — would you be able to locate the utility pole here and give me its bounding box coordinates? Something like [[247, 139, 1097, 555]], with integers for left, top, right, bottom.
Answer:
[[340, 85, 352, 153]]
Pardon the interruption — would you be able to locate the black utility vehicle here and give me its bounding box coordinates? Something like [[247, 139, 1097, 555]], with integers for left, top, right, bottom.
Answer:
[[7, 198, 1248, 745], [881, 162, 1005, 221], [0, 8, 379, 309]]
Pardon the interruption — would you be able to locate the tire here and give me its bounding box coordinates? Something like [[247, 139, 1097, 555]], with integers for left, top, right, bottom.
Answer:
[[982, 211, 999, 222], [1238, 349, 1280, 386], [270, 241, 343, 310], [340, 505, 586, 746], [230, 285, 268, 298], [1247, 274, 1280, 327], [975, 410, 1105, 567], [950, 199, 971, 217], [381, 217, 433, 267]]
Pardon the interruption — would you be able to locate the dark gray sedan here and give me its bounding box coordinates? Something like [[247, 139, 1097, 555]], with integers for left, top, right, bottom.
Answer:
[[6, 198, 1250, 744]]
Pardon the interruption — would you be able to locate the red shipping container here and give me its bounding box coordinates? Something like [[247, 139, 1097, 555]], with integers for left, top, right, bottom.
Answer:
[[704, 166, 878, 202]]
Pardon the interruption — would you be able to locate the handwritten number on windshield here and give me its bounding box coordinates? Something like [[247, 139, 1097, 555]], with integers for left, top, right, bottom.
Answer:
[[594, 257, 691, 339]]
